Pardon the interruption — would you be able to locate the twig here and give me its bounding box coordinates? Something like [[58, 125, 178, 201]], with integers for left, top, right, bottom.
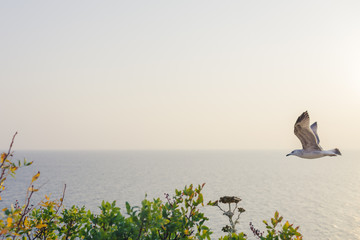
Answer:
[[234, 212, 241, 225], [56, 184, 66, 214], [216, 204, 226, 213], [5, 132, 17, 164], [232, 202, 238, 215], [16, 189, 35, 232], [0, 132, 18, 177], [136, 221, 144, 240]]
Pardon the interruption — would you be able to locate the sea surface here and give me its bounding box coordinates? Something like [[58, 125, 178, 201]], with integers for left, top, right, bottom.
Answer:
[[1, 150, 360, 239]]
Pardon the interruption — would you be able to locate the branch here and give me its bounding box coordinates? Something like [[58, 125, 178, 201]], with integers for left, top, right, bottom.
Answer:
[[6, 132, 17, 158], [232, 202, 238, 215], [51, 184, 66, 217], [216, 204, 226, 213], [16, 188, 35, 232], [0, 132, 18, 177], [234, 212, 241, 225], [136, 221, 144, 240]]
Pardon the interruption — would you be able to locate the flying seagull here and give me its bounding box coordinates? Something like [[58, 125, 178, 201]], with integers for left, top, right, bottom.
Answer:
[[286, 111, 341, 159]]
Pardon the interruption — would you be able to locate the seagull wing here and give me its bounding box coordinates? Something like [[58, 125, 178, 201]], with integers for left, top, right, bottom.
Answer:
[[294, 111, 322, 151], [310, 122, 320, 144]]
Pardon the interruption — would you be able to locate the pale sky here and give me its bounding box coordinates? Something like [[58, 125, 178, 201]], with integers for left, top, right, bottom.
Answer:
[[1, 1, 360, 150]]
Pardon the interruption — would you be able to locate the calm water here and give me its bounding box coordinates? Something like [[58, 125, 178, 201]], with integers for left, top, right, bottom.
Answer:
[[2, 150, 360, 239]]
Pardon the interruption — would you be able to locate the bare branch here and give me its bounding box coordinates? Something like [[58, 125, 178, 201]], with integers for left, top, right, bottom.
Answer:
[[0, 132, 18, 176], [232, 202, 238, 215], [6, 132, 18, 158], [216, 204, 226, 213]]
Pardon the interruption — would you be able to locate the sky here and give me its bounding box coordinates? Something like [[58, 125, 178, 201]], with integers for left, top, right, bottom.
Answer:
[[1, 1, 360, 150]]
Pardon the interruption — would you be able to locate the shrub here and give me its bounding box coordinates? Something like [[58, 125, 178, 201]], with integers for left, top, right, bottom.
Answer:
[[0, 133, 302, 240], [250, 211, 302, 240]]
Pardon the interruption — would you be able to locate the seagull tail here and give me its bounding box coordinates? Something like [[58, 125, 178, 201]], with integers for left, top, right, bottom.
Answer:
[[331, 148, 342, 156]]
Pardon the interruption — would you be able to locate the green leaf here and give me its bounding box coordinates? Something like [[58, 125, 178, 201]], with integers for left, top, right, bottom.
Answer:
[[283, 221, 290, 230], [125, 202, 131, 214], [271, 218, 277, 227], [274, 211, 279, 219]]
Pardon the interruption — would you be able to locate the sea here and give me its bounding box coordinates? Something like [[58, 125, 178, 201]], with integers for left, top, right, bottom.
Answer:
[[1, 150, 360, 240]]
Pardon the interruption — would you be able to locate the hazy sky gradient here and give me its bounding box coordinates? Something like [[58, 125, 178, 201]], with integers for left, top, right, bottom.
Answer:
[[1, 1, 360, 150]]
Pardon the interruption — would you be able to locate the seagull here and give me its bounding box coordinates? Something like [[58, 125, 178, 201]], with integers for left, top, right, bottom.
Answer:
[[286, 111, 341, 159]]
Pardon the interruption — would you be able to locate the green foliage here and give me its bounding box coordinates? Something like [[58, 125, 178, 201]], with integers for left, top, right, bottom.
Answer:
[[0, 134, 303, 240], [79, 184, 212, 240], [251, 211, 303, 240], [219, 232, 247, 240], [79, 201, 131, 239], [160, 184, 211, 240], [58, 205, 87, 240], [1, 184, 212, 240]]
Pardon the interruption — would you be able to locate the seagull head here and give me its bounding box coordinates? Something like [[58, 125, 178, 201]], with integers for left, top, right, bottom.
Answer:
[[286, 150, 302, 157]]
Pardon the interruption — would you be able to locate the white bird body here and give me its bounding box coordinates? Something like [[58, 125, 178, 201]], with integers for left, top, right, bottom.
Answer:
[[288, 149, 340, 159], [287, 111, 341, 159]]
